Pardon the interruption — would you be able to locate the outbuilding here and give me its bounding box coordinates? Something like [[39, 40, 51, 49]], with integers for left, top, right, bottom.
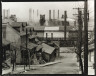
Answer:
[[41, 43, 57, 62]]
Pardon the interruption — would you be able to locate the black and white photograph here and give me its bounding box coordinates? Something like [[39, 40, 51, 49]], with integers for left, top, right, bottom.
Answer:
[[1, 0, 95, 75]]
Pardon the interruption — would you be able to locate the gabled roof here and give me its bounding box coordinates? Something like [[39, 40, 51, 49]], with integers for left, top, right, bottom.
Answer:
[[2, 19, 14, 25], [22, 43, 37, 50], [2, 23, 20, 36], [36, 45, 43, 51], [11, 22, 27, 28], [11, 22, 22, 27], [25, 26, 34, 31], [48, 41, 59, 47], [29, 35, 37, 39], [42, 43, 55, 54], [34, 26, 45, 31]]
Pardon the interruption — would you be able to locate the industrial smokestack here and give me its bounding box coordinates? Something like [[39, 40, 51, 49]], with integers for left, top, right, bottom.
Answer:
[[49, 10, 51, 21], [5, 10, 7, 18], [37, 9, 38, 17], [29, 8, 32, 21], [33, 9, 34, 21], [8, 9, 10, 18], [7, 10, 8, 18], [58, 10, 59, 19], [53, 10, 55, 19], [3, 9, 5, 19]]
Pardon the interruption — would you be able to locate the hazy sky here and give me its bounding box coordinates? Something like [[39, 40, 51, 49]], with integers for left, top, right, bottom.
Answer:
[[2, 0, 94, 22]]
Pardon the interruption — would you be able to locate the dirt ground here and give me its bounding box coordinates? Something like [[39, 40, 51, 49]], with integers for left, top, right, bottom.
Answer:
[[22, 47, 79, 74]]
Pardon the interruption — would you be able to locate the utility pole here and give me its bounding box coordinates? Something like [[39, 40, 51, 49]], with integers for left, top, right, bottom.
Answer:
[[64, 11, 67, 41], [0, 2, 2, 75], [84, 0, 88, 75], [73, 7, 84, 74], [23, 46, 25, 70], [26, 29, 30, 69], [78, 11, 84, 74]]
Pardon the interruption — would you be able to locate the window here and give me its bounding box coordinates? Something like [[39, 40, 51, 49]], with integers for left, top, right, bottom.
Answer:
[[46, 33, 47, 38], [51, 33, 53, 39]]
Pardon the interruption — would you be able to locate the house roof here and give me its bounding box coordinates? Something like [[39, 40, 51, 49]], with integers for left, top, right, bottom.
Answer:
[[11, 22, 22, 27], [20, 31, 30, 36], [11, 22, 27, 28], [22, 43, 37, 50], [2, 23, 20, 36], [36, 45, 43, 51], [48, 42, 59, 47], [29, 35, 37, 39], [25, 26, 34, 31], [2, 19, 14, 25], [34, 26, 45, 31], [42, 43, 55, 54]]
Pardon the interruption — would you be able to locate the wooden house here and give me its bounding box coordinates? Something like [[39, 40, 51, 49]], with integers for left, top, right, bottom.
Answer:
[[2, 23, 30, 64], [41, 43, 57, 62]]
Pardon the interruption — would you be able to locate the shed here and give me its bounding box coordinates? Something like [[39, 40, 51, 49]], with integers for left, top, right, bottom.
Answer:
[[41, 43, 56, 62], [36, 45, 43, 52], [47, 42, 60, 57]]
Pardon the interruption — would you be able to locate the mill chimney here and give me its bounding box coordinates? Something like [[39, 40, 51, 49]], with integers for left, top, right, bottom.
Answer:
[[58, 10, 59, 19], [3, 9, 5, 19], [49, 10, 51, 21], [53, 10, 55, 19], [29, 8, 32, 21], [7, 10, 8, 18]]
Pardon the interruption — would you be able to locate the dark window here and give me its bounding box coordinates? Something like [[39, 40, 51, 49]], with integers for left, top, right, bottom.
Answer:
[[46, 33, 48, 39], [51, 33, 53, 39]]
